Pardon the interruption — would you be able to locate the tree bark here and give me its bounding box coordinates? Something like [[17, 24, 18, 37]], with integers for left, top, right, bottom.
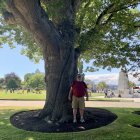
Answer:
[[40, 46, 80, 122], [40, 47, 76, 122]]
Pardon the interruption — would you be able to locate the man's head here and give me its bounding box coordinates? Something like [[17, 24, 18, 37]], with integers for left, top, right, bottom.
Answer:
[[76, 74, 82, 81]]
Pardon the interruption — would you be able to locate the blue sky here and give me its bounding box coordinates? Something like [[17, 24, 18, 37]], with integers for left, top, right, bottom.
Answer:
[[1, 44, 139, 85], [0, 45, 44, 80], [0, 45, 139, 85], [0, 44, 121, 82]]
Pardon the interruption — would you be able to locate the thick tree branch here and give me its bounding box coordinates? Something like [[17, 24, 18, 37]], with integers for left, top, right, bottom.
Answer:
[[109, 2, 140, 14], [95, 4, 115, 26], [102, 13, 114, 26], [71, 0, 81, 13], [41, 0, 74, 25], [78, 0, 91, 30], [40, 0, 77, 46], [95, 1, 140, 27], [41, 0, 80, 20], [5, 0, 62, 55], [4, 0, 30, 30], [95, 1, 140, 28], [79, 1, 140, 53], [3, 11, 16, 24]]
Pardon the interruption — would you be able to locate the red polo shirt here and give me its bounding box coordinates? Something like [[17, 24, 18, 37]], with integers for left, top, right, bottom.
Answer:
[[71, 81, 87, 97]]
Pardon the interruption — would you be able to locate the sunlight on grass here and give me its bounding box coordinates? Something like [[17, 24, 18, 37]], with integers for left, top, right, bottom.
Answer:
[[0, 112, 5, 115], [25, 137, 35, 140], [4, 117, 9, 120], [0, 121, 5, 125], [7, 123, 11, 126]]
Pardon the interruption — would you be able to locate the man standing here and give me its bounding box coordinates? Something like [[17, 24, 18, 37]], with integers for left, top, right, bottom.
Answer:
[[68, 74, 88, 123]]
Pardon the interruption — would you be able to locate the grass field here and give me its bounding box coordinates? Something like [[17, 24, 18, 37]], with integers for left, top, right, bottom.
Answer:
[[0, 107, 140, 140], [0, 90, 46, 100], [0, 90, 135, 102], [0, 90, 104, 100]]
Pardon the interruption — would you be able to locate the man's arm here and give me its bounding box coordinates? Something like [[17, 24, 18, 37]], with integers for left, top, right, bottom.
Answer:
[[85, 88, 89, 101], [68, 87, 72, 101], [83, 82, 89, 101]]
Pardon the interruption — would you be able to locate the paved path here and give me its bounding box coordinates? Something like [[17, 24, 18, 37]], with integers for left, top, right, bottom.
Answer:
[[0, 100, 140, 108], [86, 101, 140, 108]]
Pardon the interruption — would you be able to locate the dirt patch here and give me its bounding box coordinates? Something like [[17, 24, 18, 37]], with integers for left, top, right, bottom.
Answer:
[[10, 108, 117, 133]]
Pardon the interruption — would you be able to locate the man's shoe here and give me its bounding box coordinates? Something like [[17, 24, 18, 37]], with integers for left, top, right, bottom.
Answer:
[[80, 118, 85, 123], [73, 119, 77, 123]]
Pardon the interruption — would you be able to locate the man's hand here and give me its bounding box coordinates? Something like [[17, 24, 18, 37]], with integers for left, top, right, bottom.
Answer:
[[68, 87, 72, 101], [68, 96, 71, 101], [86, 97, 89, 101]]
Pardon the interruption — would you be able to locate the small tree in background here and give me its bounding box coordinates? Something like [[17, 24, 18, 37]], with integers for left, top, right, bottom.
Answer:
[[0, 78, 5, 89], [97, 81, 108, 92], [4, 72, 21, 92], [24, 73, 34, 84], [129, 81, 136, 88], [85, 79, 94, 90], [25, 73, 45, 89], [7, 79, 19, 89], [24, 70, 45, 89]]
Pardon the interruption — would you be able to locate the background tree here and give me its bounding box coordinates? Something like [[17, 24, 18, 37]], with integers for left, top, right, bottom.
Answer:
[[24, 73, 34, 84], [1, 0, 140, 122], [24, 70, 45, 89], [4, 72, 21, 91], [0, 78, 5, 89], [97, 81, 108, 92], [25, 73, 45, 89], [85, 79, 93, 89], [7, 79, 18, 91], [129, 81, 136, 88]]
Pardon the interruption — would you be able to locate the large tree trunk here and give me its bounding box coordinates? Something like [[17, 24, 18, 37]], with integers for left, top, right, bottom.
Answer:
[[40, 47, 79, 122], [4, 0, 81, 122]]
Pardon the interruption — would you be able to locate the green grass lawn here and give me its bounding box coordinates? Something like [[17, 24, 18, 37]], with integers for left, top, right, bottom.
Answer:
[[0, 90, 105, 101], [0, 90, 46, 100], [0, 90, 136, 102], [0, 106, 140, 140]]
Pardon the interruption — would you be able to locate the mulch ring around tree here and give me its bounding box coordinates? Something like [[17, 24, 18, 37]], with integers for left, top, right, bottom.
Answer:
[[132, 110, 140, 128], [10, 108, 117, 133]]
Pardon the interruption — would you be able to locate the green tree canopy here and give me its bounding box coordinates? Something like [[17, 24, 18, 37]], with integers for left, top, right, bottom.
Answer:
[[97, 81, 108, 90], [7, 78, 18, 89], [4, 72, 21, 89], [0, 0, 140, 72], [24, 72, 45, 89], [24, 73, 34, 83], [129, 81, 136, 88], [0, 78, 5, 89]]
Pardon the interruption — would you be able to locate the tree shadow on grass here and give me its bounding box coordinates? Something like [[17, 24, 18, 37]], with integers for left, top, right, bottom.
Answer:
[[133, 111, 140, 116], [132, 110, 140, 128], [10, 108, 117, 133]]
